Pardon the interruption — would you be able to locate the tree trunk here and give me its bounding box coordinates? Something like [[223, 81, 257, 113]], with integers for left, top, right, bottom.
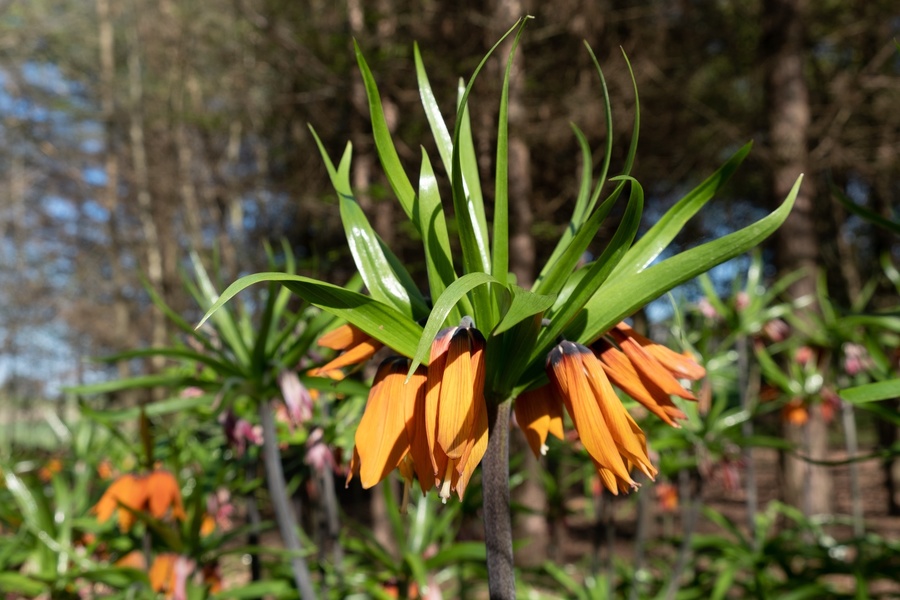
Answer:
[[126, 4, 168, 365], [763, 0, 832, 517], [96, 0, 139, 400]]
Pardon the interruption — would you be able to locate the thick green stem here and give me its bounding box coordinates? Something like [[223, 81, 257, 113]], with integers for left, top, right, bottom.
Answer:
[[482, 398, 515, 600], [259, 403, 317, 600]]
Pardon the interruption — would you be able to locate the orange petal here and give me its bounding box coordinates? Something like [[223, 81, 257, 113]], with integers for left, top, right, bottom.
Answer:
[[452, 397, 488, 500], [548, 342, 632, 485], [149, 553, 178, 593], [581, 352, 655, 479], [145, 470, 185, 521], [514, 386, 564, 458], [318, 324, 370, 350], [355, 357, 412, 488], [310, 338, 382, 375], [345, 446, 360, 488], [425, 327, 456, 478], [403, 366, 434, 495], [614, 323, 705, 380], [438, 328, 485, 459], [596, 342, 684, 426], [612, 330, 697, 401]]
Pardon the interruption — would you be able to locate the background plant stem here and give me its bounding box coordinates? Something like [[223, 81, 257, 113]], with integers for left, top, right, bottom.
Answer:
[[482, 398, 515, 600], [259, 402, 317, 600]]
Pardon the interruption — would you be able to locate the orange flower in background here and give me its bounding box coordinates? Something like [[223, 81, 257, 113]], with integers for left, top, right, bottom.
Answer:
[[782, 398, 809, 426], [310, 323, 383, 375], [656, 481, 679, 513], [514, 385, 564, 458], [547, 340, 657, 494], [38, 457, 63, 482], [149, 553, 177, 594], [93, 469, 185, 531], [425, 318, 489, 502], [96, 459, 114, 480]]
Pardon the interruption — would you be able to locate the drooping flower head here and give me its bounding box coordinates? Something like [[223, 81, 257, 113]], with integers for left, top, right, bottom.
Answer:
[[348, 356, 429, 493], [592, 322, 704, 427], [547, 340, 657, 494], [93, 469, 186, 531], [425, 317, 489, 502]]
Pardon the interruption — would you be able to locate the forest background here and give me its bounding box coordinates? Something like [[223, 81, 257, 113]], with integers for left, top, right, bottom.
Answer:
[[0, 0, 899, 597]]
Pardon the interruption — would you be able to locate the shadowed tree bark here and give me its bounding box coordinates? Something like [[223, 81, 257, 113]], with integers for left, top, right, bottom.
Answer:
[[763, 0, 832, 517]]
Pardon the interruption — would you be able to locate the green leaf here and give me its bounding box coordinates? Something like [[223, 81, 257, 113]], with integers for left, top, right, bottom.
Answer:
[[0, 573, 46, 596], [98, 347, 244, 378], [493, 286, 556, 336], [570, 175, 801, 345], [416, 148, 459, 310], [408, 272, 499, 377], [533, 177, 622, 297], [414, 43, 454, 184], [424, 542, 487, 569], [212, 580, 296, 599], [190, 252, 252, 364], [533, 176, 643, 363], [198, 273, 423, 360], [608, 143, 753, 281], [840, 379, 900, 404], [68, 374, 202, 396], [309, 127, 428, 318], [832, 183, 900, 235], [449, 19, 525, 325], [79, 393, 215, 423], [353, 40, 416, 220], [492, 20, 529, 286]]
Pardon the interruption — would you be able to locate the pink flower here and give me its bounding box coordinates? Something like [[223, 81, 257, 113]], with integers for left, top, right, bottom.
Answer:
[[735, 291, 750, 311], [794, 345, 815, 366], [697, 297, 720, 320], [762, 318, 789, 342], [220, 411, 263, 457], [279, 370, 313, 429], [180, 386, 205, 398], [843, 343, 871, 376], [304, 428, 336, 474]]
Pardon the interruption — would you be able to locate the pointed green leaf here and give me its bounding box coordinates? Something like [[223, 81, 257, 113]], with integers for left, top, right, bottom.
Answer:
[[840, 379, 900, 404], [608, 143, 753, 281], [309, 127, 428, 318], [198, 273, 423, 360], [533, 176, 643, 362], [78, 393, 216, 423], [415, 43, 454, 180], [492, 21, 529, 285], [190, 252, 252, 364], [493, 286, 556, 336], [353, 40, 416, 220], [832, 183, 900, 235], [570, 175, 801, 344], [417, 148, 460, 311]]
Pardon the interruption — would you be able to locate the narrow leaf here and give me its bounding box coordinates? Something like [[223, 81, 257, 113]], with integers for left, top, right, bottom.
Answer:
[[608, 143, 753, 280], [840, 379, 900, 404], [198, 273, 423, 360], [353, 40, 416, 220], [570, 176, 801, 345]]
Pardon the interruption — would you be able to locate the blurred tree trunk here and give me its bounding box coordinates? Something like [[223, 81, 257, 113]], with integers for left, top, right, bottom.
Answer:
[[126, 4, 167, 365], [96, 0, 139, 402], [763, 0, 832, 517]]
